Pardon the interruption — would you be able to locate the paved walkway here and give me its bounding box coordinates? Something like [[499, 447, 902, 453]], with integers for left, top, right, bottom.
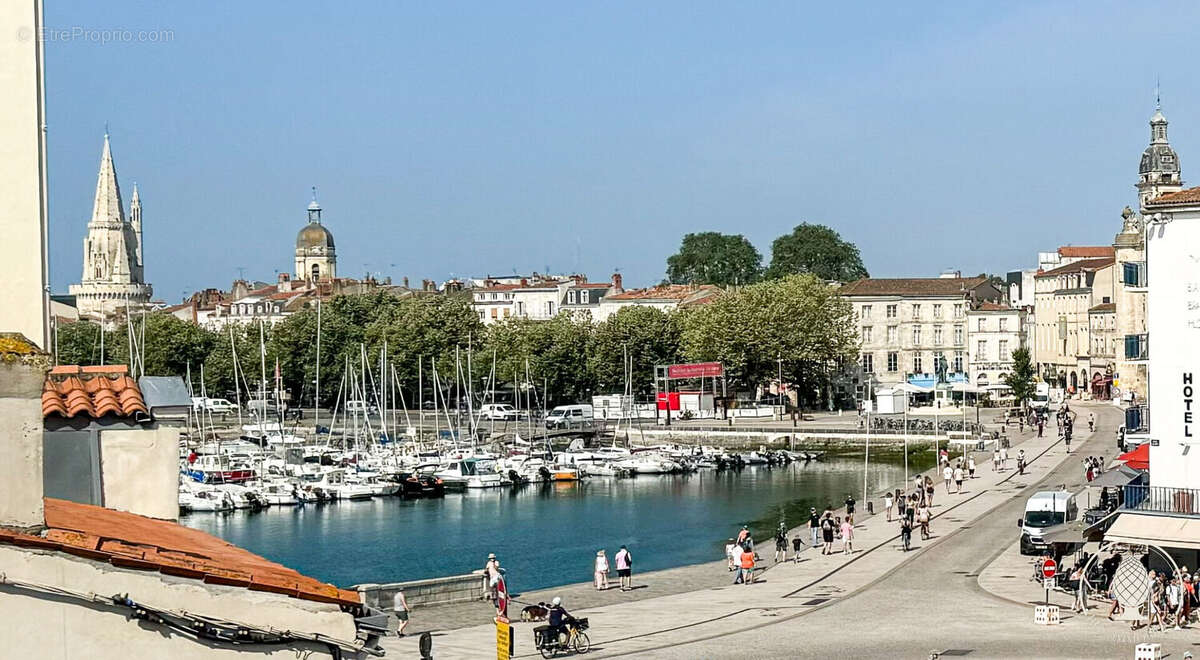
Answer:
[[382, 404, 1094, 658]]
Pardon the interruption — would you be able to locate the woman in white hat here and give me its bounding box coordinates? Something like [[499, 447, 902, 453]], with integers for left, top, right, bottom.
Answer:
[[594, 549, 609, 590]]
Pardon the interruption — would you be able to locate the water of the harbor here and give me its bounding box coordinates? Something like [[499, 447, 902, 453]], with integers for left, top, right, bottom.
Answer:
[[183, 454, 934, 593]]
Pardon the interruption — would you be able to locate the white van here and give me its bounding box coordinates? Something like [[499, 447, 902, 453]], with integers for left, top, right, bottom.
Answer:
[[1018, 490, 1078, 555], [545, 404, 593, 429], [480, 404, 519, 421], [345, 400, 377, 415], [1032, 382, 1050, 412]]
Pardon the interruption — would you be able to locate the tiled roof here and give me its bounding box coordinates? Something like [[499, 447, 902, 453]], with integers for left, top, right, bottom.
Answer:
[[1035, 257, 1114, 278], [42, 365, 147, 419], [1146, 186, 1200, 207], [604, 284, 718, 301], [839, 277, 988, 297], [1090, 302, 1116, 313], [973, 302, 1012, 312], [1057, 246, 1115, 258], [574, 283, 612, 289], [0, 498, 359, 607]]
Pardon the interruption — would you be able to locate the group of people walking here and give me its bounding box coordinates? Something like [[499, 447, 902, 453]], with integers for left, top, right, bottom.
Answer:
[[593, 545, 633, 591]]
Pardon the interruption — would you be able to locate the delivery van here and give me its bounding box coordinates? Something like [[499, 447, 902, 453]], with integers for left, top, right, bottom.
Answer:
[[1018, 490, 1078, 555]]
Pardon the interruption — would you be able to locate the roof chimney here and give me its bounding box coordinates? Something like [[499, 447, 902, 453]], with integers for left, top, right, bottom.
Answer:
[[611, 272, 623, 293]]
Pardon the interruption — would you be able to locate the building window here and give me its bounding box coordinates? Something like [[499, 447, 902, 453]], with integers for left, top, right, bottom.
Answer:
[[912, 325, 922, 346], [568, 290, 577, 304], [886, 304, 898, 319], [579, 290, 589, 304], [887, 352, 898, 372], [953, 351, 963, 373], [503, 308, 511, 318], [479, 310, 486, 321], [977, 339, 987, 360], [546, 301, 555, 316], [998, 339, 1008, 360], [953, 325, 964, 345], [861, 305, 872, 320], [998, 317, 1007, 332], [517, 301, 526, 316], [933, 325, 944, 345], [887, 326, 898, 344], [912, 304, 922, 319], [862, 326, 873, 343], [954, 303, 964, 319], [491, 308, 498, 319], [913, 353, 923, 374], [861, 353, 874, 374], [977, 318, 986, 332], [933, 304, 943, 319]]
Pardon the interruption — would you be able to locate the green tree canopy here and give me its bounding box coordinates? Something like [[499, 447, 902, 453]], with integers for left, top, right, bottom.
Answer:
[[588, 306, 682, 396], [484, 314, 593, 407], [679, 274, 859, 399], [765, 223, 868, 282], [666, 232, 762, 286], [1004, 347, 1036, 408]]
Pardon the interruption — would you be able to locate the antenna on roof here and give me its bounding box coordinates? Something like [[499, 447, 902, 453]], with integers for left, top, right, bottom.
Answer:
[[311, 185, 318, 202], [1156, 76, 1161, 110], [104, 120, 109, 137]]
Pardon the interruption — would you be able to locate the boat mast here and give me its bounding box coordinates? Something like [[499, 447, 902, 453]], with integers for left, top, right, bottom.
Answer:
[[315, 298, 321, 432]]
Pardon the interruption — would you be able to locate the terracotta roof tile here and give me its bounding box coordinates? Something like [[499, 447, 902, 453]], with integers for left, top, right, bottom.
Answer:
[[973, 302, 1012, 312], [1035, 257, 1114, 278], [42, 365, 147, 419], [1057, 246, 1115, 258], [0, 499, 359, 608], [1090, 302, 1116, 312], [839, 277, 989, 297], [1146, 186, 1200, 207], [604, 284, 719, 301]]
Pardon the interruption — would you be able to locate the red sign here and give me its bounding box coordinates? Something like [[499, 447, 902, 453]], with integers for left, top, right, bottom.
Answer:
[[656, 392, 681, 411], [667, 362, 723, 379], [1041, 558, 1056, 579]]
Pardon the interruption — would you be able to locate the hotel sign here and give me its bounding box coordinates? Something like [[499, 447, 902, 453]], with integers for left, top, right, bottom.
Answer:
[[667, 362, 724, 379]]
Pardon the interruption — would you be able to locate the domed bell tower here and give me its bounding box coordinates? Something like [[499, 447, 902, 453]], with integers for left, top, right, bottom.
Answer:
[[1137, 106, 1183, 211], [294, 189, 336, 283]]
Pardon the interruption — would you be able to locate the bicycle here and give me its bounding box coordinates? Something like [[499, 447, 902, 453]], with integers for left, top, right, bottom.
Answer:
[[535, 618, 591, 658]]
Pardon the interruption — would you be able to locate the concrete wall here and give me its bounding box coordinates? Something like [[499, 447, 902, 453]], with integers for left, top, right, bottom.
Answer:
[[0, 0, 49, 350], [100, 425, 180, 520], [0, 345, 49, 529], [0, 545, 363, 659], [356, 572, 485, 611]]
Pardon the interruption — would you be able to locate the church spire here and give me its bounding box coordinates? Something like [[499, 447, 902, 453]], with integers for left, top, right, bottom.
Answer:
[[1138, 98, 1182, 210], [90, 133, 126, 228]]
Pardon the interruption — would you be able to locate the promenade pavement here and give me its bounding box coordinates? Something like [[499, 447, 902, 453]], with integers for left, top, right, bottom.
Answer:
[[382, 403, 1096, 659]]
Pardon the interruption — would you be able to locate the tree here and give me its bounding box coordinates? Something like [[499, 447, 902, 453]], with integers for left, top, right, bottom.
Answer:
[[666, 232, 762, 286], [485, 315, 594, 407], [54, 320, 105, 366], [588, 306, 682, 395], [765, 223, 868, 282], [679, 274, 859, 403], [1004, 347, 1036, 409]]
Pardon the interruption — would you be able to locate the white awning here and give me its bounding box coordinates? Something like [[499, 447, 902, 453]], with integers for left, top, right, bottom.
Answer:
[[949, 382, 985, 393], [894, 383, 934, 393], [1105, 512, 1200, 550]]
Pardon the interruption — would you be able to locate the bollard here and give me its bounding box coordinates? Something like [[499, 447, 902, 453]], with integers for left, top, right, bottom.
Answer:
[[1135, 643, 1163, 660]]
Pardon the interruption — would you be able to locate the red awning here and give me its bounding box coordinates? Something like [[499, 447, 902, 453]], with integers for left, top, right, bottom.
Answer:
[[1117, 443, 1149, 471]]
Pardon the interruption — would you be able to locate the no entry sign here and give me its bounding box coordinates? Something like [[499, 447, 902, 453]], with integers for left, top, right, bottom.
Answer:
[[1042, 558, 1057, 579]]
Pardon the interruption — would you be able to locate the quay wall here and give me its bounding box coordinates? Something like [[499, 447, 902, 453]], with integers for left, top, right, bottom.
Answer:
[[357, 572, 486, 611], [613, 428, 955, 452]]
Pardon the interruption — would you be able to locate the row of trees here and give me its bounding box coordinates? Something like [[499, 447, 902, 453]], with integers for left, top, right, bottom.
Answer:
[[55, 275, 858, 410], [665, 223, 869, 286]]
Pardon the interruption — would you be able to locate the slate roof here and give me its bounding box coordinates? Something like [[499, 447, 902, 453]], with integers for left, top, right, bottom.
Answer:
[[839, 277, 988, 297], [1036, 257, 1114, 278], [0, 498, 359, 607], [42, 365, 147, 419]]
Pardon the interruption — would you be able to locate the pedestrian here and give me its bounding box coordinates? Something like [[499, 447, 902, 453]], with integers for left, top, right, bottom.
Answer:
[[918, 502, 931, 539], [1000, 445, 1009, 470], [1037, 418, 1044, 438], [1088, 411, 1096, 432], [968, 456, 976, 479], [899, 516, 912, 551], [774, 523, 789, 563], [953, 464, 964, 493], [1070, 565, 1087, 613], [992, 446, 1000, 472], [736, 525, 750, 546], [844, 494, 856, 524], [730, 542, 744, 584], [740, 543, 756, 584], [393, 588, 410, 637], [943, 464, 953, 493], [725, 538, 737, 572], [925, 476, 935, 508], [615, 545, 633, 592], [1017, 449, 1026, 475], [594, 549, 609, 590], [483, 553, 501, 603], [840, 517, 854, 555], [809, 508, 821, 548], [1019, 416, 1025, 434], [884, 491, 895, 522], [913, 474, 923, 497], [792, 533, 805, 562], [821, 513, 836, 555]]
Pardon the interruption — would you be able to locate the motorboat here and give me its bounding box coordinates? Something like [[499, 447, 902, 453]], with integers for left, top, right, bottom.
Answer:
[[436, 458, 508, 488], [179, 482, 234, 513], [182, 453, 256, 484]]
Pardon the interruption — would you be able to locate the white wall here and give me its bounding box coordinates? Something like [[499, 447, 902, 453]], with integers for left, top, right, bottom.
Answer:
[[0, 546, 362, 659], [0, 0, 49, 349], [0, 354, 47, 528], [100, 426, 180, 520], [1146, 211, 1200, 489]]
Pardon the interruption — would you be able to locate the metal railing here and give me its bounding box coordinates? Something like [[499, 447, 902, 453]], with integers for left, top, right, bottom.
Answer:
[[1123, 485, 1200, 515]]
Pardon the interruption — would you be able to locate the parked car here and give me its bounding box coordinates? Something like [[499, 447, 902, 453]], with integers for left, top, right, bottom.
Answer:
[[345, 400, 378, 416], [480, 404, 519, 421], [545, 404, 593, 429]]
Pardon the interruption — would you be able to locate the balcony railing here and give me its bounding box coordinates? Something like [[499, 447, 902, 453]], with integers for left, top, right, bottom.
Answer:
[[1123, 485, 1200, 515], [1124, 333, 1148, 361]]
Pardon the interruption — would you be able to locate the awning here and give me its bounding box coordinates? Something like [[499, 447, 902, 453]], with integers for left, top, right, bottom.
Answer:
[[894, 382, 934, 394], [950, 382, 984, 393], [1041, 519, 1089, 545], [1116, 443, 1149, 471], [1089, 464, 1144, 488], [1104, 512, 1200, 550]]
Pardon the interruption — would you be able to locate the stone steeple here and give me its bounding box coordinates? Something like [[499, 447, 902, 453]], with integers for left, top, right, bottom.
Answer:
[[69, 134, 152, 323], [1137, 104, 1183, 211]]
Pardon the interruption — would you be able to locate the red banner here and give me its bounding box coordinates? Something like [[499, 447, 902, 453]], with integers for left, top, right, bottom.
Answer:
[[667, 362, 723, 379]]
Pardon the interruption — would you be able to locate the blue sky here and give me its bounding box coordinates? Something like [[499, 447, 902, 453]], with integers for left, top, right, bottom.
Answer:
[[44, 1, 1200, 302]]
